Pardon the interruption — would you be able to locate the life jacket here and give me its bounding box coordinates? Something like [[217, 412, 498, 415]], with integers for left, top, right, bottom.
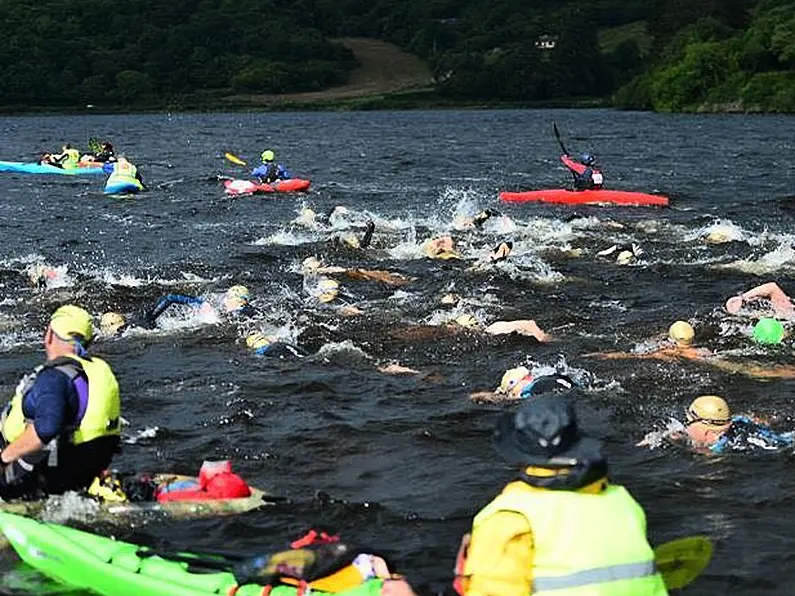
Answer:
[[107, 160, 142, 188], [156, 460, 252, 502], [465, 482, 667, 595], [2, 354, 120, 447], [62, 148, 81, 168]]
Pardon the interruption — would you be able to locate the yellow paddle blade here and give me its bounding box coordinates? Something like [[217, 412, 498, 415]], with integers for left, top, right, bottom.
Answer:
[[655, 535, 713, 590], [224, 152, 247, 166]]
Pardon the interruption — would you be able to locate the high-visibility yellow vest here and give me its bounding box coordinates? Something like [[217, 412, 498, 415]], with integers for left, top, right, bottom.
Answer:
[[2, 355, 120, 446], [473, 483, 668, 595]]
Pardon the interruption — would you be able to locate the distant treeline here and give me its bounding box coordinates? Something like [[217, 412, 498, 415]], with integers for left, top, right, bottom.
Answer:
[[0, 0, 792, 112]]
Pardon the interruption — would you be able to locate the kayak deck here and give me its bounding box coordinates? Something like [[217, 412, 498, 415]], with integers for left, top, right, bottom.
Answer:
[[224, 178, 311, 195], [499, 188, 669, 207], [0, 160, 105, 176]]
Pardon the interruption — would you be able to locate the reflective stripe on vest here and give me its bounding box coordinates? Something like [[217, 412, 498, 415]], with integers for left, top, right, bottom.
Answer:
[[533, 560, 657, 591], [473, 483, 667, 596], [1, 355, 120, 446]]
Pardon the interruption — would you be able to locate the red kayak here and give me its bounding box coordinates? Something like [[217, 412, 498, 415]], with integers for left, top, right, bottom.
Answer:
[[224, 178, 311, 195], [499, 188, 669, 207]]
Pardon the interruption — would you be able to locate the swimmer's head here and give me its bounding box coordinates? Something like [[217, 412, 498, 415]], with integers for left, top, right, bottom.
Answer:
[[753, 317, 785, 345], [223, 285, 250, 312], [454, 313, 478, 329], [99, 311, 126, 335], [496, 366, 532, 395], [440, 293, 461, 306], [341, 234, 361, 249], [28, 264, 58, 287], [317, 278, 340, 303], [302, 256, 322, 273], [704, 228, 732, 245], [246, 331, 273, 351], [669, 320, 695, 347], [616, 250, 635, 265], [686, 395, 731, 427]]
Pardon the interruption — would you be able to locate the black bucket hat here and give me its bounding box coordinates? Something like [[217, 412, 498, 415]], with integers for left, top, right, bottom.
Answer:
[[493, 392, 602, 466]]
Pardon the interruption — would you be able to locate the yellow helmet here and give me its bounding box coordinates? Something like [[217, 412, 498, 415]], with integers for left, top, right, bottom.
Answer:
[[317, 278, 340, 303], [497, 366, 531, 394], [100, 311, 126, 335], [50, 305, 94, 344], [669, 320, 694, 346], [261, 150, 275, 162], [687, 395, 731, 426], [246, 332, 273, 350]]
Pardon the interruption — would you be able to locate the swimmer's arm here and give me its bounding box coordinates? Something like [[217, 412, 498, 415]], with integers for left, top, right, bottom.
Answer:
[[149, 294, 203, 320], [742, 282, 789, 302], [582, 350, 636, 360]]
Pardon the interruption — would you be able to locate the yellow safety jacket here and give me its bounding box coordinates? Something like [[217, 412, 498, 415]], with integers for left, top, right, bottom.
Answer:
[[107, 160, 142, 189], [2, 355, 121, 447], [472, 482, 668, 595], [62, 148, 81, 168]]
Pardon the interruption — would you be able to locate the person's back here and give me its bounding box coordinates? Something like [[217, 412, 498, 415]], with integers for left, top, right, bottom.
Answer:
[[456, 393, 667, 596]]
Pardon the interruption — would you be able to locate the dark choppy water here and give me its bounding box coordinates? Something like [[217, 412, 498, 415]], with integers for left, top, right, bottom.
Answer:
[[1, 109, 795, 595]]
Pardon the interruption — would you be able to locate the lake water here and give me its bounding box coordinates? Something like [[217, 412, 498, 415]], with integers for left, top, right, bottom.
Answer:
[[1, 108, 795, 595]]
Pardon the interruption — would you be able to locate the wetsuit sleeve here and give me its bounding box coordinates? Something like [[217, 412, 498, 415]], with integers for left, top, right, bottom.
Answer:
[[24, 368, 77, 443], [359, 221, 375, 249], [462, 511, 533, 596], [560, 154, 586, 175], [149, 294, 203, 321]]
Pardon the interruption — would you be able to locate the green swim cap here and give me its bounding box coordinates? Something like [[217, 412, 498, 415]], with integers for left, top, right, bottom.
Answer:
[[753, 317, 785, 344]]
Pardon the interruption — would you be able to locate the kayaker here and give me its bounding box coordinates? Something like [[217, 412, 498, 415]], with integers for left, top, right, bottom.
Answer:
[[95, 142, 116, 163], [49, 144, 81, 169], [382, 394, 666, 596], [0, 305, 121, 499], [252, 149, 291, 184], [639, 395, 794, 454], [148, 285, 255, 327], [561, 152, 604, 191], [724, 282, 795, 320], [102, 156, 146, 191]]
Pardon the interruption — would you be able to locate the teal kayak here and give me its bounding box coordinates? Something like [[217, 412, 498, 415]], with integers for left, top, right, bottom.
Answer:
[[0, 511, 384, 596], [0, 160, 105, 175]]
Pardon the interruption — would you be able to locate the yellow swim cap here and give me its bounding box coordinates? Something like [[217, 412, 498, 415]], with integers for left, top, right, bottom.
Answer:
[[440, 293, 460, 306], [669, 320, 695, 346], [497, 366, 531, 394], [50, 305, 93, 344], [223, 285, 250, 313], [302, 256, 322, 273], [317, 278, 340, 303], [246, 332, 273, 350], [455, 314, 478, 328], [100, 312, 126, 335], [261, 150, 275, 162], [616, 250, 634, 265], [687, 395, 731, 426]]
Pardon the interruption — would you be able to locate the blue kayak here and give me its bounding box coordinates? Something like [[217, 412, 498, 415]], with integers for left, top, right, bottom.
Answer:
[[0, 160, 105, 176], [104, 180, 144, 195]]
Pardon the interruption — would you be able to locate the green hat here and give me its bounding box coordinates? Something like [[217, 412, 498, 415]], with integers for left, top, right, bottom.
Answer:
[[753, 318, 784, 344]]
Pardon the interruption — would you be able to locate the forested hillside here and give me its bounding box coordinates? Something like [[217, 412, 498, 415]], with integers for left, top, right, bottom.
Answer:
[[0, 0, 791, 112]]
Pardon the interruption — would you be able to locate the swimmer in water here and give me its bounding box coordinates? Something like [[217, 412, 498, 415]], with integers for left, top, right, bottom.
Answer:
[[724, 282, 795, 321], [470, 367, 576, 402], [596, 243, 644, 265], [424, 236, 462, 260], [148, 285, 255, 326], [585, 320, 711, 363], [245, 331, 307, 359], [639, 395, 794, 454], [454, 313, 550, 343], [301, 256, 413, 287]]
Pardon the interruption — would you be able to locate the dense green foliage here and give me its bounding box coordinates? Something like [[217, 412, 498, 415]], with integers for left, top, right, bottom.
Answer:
[[0, 0, 792, 111]]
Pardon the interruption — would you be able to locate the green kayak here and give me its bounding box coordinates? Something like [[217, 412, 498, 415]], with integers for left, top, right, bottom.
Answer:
[[0, 474, 275, 521], [0, 511, 385, 596]]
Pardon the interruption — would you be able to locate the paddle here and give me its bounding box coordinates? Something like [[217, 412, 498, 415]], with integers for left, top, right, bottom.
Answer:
[[225, 152, 247, 166], [655, 535, 713, 590], [553, 122, 569, 157]]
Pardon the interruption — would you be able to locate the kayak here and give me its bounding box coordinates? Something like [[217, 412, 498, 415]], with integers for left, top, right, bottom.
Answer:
[[0, 160, 105, 176], [0, 511, 384, 596], [499, 188, 669, 207], [104, 180, 144, 194], [224, 178, 311, 195], [0, 474, 274, 520]]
